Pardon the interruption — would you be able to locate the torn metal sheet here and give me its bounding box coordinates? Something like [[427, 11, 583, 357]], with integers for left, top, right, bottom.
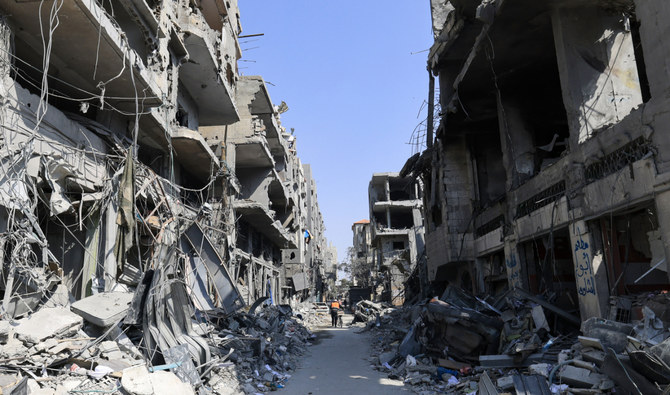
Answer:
[[292, 272, 308, 291], [249, 296, 270, 315], [602, 348, 661, 395], [143, 246, 210, 369], [182, 221, 244, 314], [512, 374, 551, 395], [478, 371, 498, 395], [184, 252, 216, 312]]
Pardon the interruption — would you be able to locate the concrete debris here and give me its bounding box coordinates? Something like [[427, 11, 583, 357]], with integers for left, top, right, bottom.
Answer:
[[357, 286, 670, 394], [14, 307, 83, 345], [0, 296, 320, 394], [70, 292, 134, 327], [121, 365, 154, 395]]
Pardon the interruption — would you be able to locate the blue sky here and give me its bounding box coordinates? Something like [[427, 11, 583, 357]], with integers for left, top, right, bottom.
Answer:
[[238, 1, 433, 265]]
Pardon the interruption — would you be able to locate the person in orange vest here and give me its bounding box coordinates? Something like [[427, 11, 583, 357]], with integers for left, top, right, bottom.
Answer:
[[329, 299, 342, 327]]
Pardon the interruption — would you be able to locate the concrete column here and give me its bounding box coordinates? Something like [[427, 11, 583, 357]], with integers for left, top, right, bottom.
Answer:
[[503, 237, 523, 290], [474, 258, 487, 294], [654, 189, 670, 281], [552, 6, 642, 145], [497, 98, 536, 190], [568, 220, 604, 319], [633, 0, 670, 99], [390, 264, 404, 306]]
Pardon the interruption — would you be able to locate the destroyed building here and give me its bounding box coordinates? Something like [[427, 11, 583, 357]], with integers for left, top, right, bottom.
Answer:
[[351, 219, 373, 287], [368, 173, 425, 305], [0, 0, 333, 389], [200, 75, 332, 305], [402, 0, 670, 320]]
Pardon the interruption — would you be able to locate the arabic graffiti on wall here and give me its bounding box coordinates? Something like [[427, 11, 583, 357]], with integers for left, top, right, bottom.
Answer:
[[505, 251, 522, 289], [574, 228, 596, 296]]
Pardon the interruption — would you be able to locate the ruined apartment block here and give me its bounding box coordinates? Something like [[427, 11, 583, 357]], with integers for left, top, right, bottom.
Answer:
[[0, 0, 332, 380], [407, 0, 670, 322], [351, 219, 373, 285], [368, 173, 425, 305]]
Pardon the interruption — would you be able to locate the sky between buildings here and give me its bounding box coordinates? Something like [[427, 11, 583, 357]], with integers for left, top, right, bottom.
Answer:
[[238, 1, 433, 267]]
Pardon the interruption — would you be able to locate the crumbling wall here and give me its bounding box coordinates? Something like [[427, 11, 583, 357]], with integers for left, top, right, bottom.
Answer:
[[440, 136, 474, 261], [552, 6, 643, 144]]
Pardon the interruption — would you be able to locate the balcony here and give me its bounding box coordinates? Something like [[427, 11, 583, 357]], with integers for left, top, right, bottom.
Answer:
[[233, 200, 297, 248], [3, 0, 164, 109], [171, 127, 220, 182], [179, 11, 239, 125], [234, 136, 274, 169]]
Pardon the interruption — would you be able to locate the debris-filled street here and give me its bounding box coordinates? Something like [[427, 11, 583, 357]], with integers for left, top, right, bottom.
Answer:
[[278, 314, 408, 395], [345, 289, 670, 394], [3, 0, 670, 394]]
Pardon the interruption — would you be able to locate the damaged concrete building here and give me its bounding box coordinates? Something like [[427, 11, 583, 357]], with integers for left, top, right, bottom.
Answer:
[[0, 0, 333, 386], [402, 0, 670, 322], [200, 75, 333, 305], [367, 173, 425, 305], [351, 219, 373, 288]]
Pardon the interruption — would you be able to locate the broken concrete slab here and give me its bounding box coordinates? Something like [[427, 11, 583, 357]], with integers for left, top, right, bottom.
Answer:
[[581, 317, 633, 353], [378, 351, 396, 366], [496, 375, 514, 390], [150, 370, 195, 395], [121, 366, 153, 395], [581, 349, 607, 366], [15, 307, 83, 344], [512, 374, 552, 395], [578, 336, 605, 351], [479, 353, 550, 368], [558, 365, 606, 388], [70, 292, 133, 327]]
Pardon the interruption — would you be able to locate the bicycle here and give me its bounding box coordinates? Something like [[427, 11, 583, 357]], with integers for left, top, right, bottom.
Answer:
[[337, 310, 344, 328]]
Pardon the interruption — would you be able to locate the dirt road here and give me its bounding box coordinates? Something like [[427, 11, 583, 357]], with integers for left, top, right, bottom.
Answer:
[[280, 315, 408, 394]]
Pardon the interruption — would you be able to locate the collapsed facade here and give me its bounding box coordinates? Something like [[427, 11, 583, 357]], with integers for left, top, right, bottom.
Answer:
[[402, 0, 670, 321], [0, 0, 333, 382]]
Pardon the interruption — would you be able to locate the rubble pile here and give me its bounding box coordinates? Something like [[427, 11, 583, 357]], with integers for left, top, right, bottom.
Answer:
[[293, 302, 331, 330], [352, 300, 396, 327], [0, 292, 318, 394], [363, 287, 670, 394], [207, 303, 317, 394]]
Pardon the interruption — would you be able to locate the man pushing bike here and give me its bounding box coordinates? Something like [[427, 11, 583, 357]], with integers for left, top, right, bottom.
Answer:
[[329, 299, 342, 327]]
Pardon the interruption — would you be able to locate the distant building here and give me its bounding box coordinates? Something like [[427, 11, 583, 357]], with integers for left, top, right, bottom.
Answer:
[[368, 173, 425, 305]]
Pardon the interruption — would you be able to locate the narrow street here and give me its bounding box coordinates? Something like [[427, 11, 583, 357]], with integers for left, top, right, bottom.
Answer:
[[281, 315, 408, 394]]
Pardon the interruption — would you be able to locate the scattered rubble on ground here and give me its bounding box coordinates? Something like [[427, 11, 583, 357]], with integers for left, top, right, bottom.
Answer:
[[0, 293, 326, 394], [361, 287, 670, 394]]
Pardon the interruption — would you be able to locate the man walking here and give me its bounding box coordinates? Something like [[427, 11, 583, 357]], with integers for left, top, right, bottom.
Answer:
[[329, 299, 342, 327]]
